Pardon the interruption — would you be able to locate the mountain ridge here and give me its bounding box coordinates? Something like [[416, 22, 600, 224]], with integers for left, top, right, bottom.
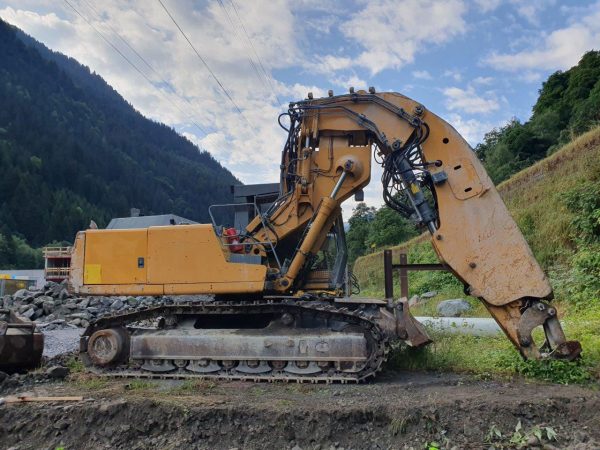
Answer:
[[0, 19, 239, 268]]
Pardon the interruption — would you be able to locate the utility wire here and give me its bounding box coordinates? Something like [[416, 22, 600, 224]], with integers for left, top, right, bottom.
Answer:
[[157, 0, 256, 133], [215, 0, 267, 92], [63, 0, 211, 139], [229, 0, 284, 107], [77, 0, 220, 143]]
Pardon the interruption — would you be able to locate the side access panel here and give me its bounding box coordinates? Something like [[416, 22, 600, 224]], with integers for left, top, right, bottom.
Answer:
[[83, 229, 148, 285], [146, 225, 267, 294]]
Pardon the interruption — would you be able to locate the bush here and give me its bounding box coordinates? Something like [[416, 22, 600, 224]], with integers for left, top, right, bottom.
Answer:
[[557, 181, 600, 306]]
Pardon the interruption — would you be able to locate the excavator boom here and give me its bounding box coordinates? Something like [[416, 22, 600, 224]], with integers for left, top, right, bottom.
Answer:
[[70, 90, 581, 382]]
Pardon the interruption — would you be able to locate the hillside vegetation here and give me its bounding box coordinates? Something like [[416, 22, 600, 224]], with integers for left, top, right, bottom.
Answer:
[[477, 50, 600, 184], [0, 19, 238, 268]]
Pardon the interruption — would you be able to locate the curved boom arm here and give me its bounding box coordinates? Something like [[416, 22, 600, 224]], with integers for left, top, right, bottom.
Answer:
[[247, 90, 580, 361]]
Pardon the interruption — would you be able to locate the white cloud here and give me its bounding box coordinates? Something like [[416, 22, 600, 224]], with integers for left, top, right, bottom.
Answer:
[[509, 0, 555, 26], [317, 0, 467, 75], [443, 68, 463, 82], [314, 54, 353, 73], [519, 71, 542, 83], [443, 86, 500, 114], [279, 83, 328, 100], [444, 113, 497, 147], [475, 0, 503, 13], [412, 70, 433, 80], [330, 74, 367, 91], [484, 3, 600, 72], [472, 76, 494, 85]]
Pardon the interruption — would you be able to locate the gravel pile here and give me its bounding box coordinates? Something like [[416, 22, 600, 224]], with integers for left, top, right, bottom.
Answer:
[[1, 281, 212, 330]]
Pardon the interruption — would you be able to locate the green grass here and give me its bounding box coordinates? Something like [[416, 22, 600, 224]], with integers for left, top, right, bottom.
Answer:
[[65, 356, 85, 373], [73, 377, 108, 390], [124, 380, 155, 391], [387, 329, 597, 384]]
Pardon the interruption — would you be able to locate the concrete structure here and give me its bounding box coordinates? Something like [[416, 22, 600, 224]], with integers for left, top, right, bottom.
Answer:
[[0, 270, 44, 295], [416, 316, 502, 336], [232, 183, 279, 230], [43, 247, 72, 283]]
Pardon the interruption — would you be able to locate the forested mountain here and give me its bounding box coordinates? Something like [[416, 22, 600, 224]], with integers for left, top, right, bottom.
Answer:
[[0, 19, 239, 268], [477, 50, 600, 183]]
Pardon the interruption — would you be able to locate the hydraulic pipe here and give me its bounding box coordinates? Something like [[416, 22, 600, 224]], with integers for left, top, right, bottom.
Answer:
[[330, 171, 348, 200]]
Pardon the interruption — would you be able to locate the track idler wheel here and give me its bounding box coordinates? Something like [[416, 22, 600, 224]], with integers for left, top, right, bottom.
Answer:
[[87, 328, 129, 367]]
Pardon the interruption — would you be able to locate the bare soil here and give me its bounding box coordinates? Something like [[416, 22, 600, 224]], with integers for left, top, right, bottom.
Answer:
[[1, 370, 599, 450]]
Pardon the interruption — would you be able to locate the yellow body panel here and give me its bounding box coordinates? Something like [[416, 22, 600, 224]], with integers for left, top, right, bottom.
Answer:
[[146, 225, 265, 284], [84, 229, 147, 284], [71, 224, 267, 295]]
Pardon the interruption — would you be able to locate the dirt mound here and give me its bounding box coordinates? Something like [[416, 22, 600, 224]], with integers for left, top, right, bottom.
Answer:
[[1, 371, 599, 449]]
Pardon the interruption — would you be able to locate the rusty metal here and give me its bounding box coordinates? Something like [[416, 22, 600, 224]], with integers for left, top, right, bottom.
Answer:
[[80, 298, 429, 382], [395, 299, 431, 347], [384, 250, 393, 299], [383, 251, 449, 301], [87, 327, 128, 367], [0, 309, 44, 373], [399, 253, 409, 300], [80, 299, 389, 382]]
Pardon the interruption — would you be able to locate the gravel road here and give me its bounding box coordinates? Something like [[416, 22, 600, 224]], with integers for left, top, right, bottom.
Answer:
[[41, 327, 83, 358]]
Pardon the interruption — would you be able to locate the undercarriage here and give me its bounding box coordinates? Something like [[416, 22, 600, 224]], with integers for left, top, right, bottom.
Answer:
[[80, 298, 430, 383]]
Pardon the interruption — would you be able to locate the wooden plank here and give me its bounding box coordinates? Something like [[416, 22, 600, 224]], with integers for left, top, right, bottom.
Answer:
[[3, 396, 83, 403]]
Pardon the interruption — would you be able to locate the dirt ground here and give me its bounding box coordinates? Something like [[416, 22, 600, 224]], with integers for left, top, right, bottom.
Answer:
[[1, 370, 599, 450]]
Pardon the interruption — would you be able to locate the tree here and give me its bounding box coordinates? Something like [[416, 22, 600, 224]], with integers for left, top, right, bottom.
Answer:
[[477, 51, 600, 183], [365, 206, 418, 249], [346, 203, 375, 263]]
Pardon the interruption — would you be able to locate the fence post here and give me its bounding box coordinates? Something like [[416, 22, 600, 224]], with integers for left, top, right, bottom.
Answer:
[[399, 252, 409, 299], [384, 249, 393, 299]]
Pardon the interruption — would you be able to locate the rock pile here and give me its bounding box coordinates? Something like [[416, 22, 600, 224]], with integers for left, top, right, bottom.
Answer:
[[0, 281, 211, 330]]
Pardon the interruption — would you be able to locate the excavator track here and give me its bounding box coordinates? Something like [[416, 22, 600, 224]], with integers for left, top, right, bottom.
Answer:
[[80, 299, 390, 383]]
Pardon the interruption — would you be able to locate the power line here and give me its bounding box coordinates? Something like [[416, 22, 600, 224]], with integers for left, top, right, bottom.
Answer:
[[77, 0, 217, 140], [157, 0, 256, 133], [229, 0, 284, 107], [63, 0, 211, 139], [215, 0, 266, 91]]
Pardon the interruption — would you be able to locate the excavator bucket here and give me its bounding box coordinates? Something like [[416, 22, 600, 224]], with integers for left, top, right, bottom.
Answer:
[[394, 298, 432, 347], [0, 309, 44, 373]]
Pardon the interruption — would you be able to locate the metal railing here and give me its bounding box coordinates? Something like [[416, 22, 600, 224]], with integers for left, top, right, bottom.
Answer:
[[43, 246, 72, 257], [45, 267, 71, 277], [208, 202, 281, 269], [383, 249, 449, 299]]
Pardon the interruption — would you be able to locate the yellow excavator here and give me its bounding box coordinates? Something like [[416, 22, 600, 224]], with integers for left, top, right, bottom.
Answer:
[[69, 90, 581, 382]]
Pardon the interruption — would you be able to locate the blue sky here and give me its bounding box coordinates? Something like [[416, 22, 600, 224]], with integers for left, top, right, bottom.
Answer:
[[1, 0, 599, 217]]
